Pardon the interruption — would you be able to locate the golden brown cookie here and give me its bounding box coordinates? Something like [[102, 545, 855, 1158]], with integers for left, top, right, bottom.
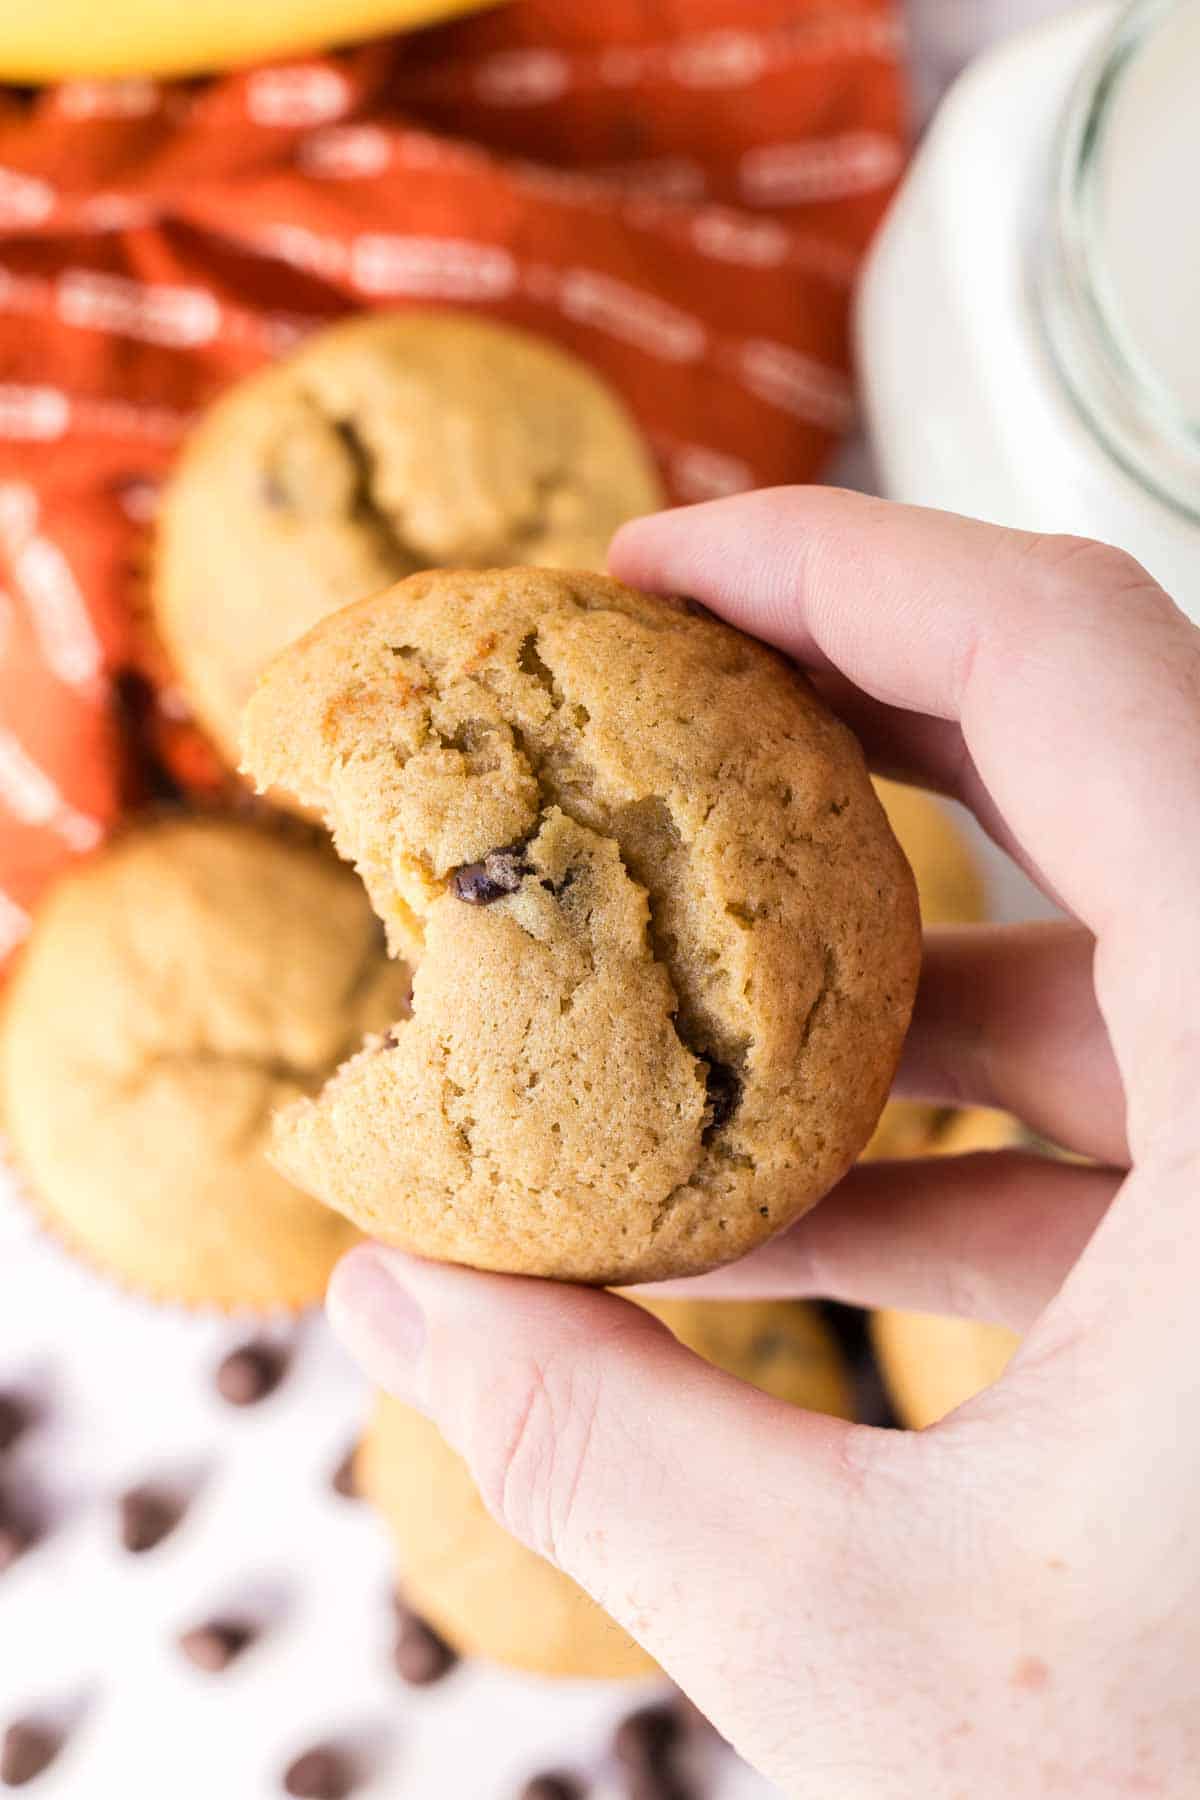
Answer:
[[0, 817, 410, 1310], [357, 1297, 853, 1679], [242, 568, 921, 1285], [871, 1107, 1022, 1427], [154, 310, 663, 774], [862, 781, 987, 1162]]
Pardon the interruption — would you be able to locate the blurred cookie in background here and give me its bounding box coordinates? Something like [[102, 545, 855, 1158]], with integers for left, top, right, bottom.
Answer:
[[862, 779, 987, 1164], [871, 1105, 1023, 1429], [872, 1310, 1019, 1431], [872, 778, 986, 929], [0, 817, 410, 1311], [357, 1298, 854, 1680], [154, 310, 664, 787]]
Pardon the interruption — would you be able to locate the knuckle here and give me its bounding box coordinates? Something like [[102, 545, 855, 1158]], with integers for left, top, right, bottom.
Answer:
[[469, 1348, 601, 1565], [1023, 533, 1163, 610]]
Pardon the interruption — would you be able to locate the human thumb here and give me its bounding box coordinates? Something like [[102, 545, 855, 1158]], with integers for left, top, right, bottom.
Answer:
[[326, 1242, 886, 1770]]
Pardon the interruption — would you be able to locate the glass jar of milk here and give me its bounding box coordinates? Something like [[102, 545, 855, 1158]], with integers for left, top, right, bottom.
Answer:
[[858, 0, 1200, 619]]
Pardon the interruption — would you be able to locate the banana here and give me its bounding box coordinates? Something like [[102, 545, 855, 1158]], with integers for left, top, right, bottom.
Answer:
[[0, 0, 501, 83]]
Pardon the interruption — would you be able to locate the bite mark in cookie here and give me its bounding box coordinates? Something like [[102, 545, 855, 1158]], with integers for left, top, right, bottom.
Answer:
[[242, 568, 920, 1284]]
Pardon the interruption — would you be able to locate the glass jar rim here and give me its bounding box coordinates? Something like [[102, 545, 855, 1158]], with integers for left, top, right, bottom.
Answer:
[[1037, 0, 1200, 522]]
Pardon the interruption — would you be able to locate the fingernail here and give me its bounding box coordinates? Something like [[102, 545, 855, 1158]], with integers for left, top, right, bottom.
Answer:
[[327, 1247, 427, 1408]]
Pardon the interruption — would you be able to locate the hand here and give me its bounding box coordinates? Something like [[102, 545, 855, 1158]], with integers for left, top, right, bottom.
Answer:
[[327, 490, 1200, 1798]]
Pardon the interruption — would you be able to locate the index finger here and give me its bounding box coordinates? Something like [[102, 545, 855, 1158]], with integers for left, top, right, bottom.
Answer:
[[609, 487, 1200, 989]]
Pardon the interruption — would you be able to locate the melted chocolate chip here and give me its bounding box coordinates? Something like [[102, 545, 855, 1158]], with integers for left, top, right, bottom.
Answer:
[[451, 845, 530, 905], [701, 1061, 742, 1139]]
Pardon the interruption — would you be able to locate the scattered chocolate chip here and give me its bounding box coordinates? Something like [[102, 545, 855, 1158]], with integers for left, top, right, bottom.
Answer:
[[392, 1607, 457, 1686], [0, 1720, 60, 1787], [613, 1705, 683, 1772], [0, 1396, 30, 1455], [119, 1484, 182, 1554], [282, 1744, 356, 1799], [701, 1060, 742, 1139], [451, 845, 529, 905], [669, 1691, 716, 1736], [177, 1620, 254, 1672], [215, 1342, 287, 1407], [0, 1497, 34, 1575], [330, 1445, 359, 1500], [623, 1774, 692, 1800], [521, 1775, 585, 1800]]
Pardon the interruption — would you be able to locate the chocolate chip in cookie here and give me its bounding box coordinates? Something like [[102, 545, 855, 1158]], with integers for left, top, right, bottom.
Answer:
[[702, 1060, 742, 1138], [451, 845, 530, 905]]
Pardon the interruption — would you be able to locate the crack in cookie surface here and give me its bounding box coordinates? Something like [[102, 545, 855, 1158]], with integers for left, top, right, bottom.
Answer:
[[242, 568, 921, 1284]]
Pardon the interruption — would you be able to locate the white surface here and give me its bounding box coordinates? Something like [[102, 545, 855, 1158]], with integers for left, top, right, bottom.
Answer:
[[0, 1179, 769, 1799], [857, 1, 1200, 619]]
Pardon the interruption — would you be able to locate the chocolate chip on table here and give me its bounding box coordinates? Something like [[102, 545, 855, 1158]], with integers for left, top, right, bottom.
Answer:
[[0, 1395, 30, 1455], [177, 1619, 255, 1672], [119, 1484, 183, 1554], [282, 1743, 357, 1800], [701, 1059, 742, 1139], [0, 1497, 34, 1575], [392, 1606, 457, 1685], [613, 1704, 683, 1772], [624, 1773, 693, 1800], [215, 1341, 287, 1407], [451, 845, 529, 905], [329, 1444, 359, 1500], [0, 1720, 60, 1788], [521, 1775, 586, 1800]]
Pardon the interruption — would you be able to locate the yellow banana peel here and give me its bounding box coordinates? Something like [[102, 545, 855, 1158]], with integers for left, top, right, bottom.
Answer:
[[0, 0, 502, 83]]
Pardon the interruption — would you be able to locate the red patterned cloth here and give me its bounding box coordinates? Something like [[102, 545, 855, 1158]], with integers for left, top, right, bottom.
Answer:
[[0, 0, 905, 954]]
